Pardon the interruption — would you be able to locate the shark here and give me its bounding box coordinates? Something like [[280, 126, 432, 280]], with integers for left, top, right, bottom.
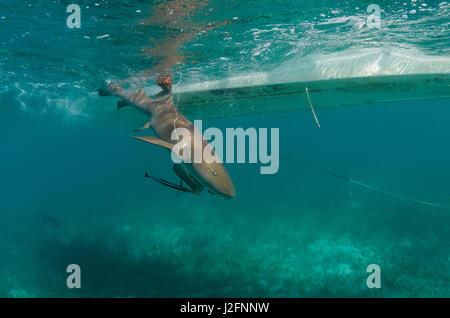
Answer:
[[99, 77, 236, 198]]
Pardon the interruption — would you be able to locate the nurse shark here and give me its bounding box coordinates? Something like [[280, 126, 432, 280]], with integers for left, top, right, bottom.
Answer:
[[99, 77, 236, 198]]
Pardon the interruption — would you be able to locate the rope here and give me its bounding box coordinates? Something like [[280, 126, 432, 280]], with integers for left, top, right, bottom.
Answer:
[[306, 87, 321, 128], [170, 72, 193, 181], [349, 179, 450, 209], [280, 155, 450, 210]]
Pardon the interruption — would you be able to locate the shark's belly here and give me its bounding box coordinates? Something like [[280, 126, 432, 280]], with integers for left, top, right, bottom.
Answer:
[[152, 115, 194, 145]]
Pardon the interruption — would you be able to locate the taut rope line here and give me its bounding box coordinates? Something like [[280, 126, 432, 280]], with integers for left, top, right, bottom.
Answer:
[[280, 155, 450, 210]]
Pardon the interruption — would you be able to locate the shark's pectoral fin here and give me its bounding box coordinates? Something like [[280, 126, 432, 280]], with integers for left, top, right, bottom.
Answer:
[[173, 164, 203, 195], [129, 135, 174, 150], [133, 121, 151, 132]]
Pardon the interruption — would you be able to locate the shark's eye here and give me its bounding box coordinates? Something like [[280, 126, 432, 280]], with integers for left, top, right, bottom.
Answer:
[[213, 171, 218, 176]]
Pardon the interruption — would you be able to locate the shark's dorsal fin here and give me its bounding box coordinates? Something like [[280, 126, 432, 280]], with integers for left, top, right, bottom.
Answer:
[[133, 121, 151, 132], [129, 135, 174, 150]]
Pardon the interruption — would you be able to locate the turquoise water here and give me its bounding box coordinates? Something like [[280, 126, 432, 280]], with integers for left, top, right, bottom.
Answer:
[[1, 1, 449, 297]]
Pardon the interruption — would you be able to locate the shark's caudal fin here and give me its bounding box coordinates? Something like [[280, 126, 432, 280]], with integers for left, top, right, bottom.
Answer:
[[98, 84, 153, 108], [98, 79, 175, 120], [117, 99, 131, 109], [98, 78, 174, 106], [98, 88, 112, 96], [154, 77, 173, 103]]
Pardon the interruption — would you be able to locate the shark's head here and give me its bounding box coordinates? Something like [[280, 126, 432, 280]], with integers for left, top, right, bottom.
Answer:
[[192, 161, 236, 199]]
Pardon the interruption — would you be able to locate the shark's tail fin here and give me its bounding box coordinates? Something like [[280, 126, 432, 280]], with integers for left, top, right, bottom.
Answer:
[[153, 77, 174, 105], [98, 88, 112, 96], [98, 86, 133, 109], [117, 99, 131, 109], [98, 83, 154, 111], [98, 78, 174, 113], [157, 77, 173, 92]]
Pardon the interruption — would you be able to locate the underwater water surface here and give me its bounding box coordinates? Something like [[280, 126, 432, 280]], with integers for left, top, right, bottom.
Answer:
[[0, 0, 449, 297]]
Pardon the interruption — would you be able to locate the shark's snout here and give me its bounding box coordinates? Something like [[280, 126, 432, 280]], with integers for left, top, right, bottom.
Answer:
[[192, 162, 236, 199], [223, 182, 236, 198], [215, 181, 236, 199], [205, 170, 236, 198]]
